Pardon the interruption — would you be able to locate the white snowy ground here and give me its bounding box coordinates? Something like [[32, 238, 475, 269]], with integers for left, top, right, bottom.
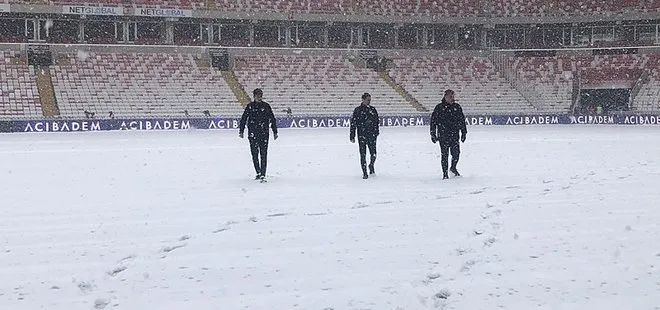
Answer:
[[1, 125, 659, 310]]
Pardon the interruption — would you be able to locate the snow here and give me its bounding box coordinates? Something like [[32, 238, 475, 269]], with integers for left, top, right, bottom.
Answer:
[[1, 125, 659, 310]]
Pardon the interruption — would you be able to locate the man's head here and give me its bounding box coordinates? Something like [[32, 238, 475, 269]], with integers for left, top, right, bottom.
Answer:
[[443, 89, 455, 104], [361, 92, 371, 106], [253, 88, 263, 102]]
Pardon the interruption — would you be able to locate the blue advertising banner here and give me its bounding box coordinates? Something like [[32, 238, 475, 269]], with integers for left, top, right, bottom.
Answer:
[[4, 114, 660, 133]]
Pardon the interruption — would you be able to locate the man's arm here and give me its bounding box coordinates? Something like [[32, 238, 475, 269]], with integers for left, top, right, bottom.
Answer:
[[373, 107, 379, 137], [349, 107, 357, 142], [429, 107, 438, 142], [239, 104, 250, 137], [457, 105, 467, 142], [267, 104, 278, 139], [458, 105, 467, 136]]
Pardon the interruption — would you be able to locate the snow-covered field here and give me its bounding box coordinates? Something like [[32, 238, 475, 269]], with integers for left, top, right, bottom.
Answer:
[[1, 125, 659, 310]]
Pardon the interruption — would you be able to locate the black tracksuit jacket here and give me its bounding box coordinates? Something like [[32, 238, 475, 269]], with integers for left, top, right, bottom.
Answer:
[[239, 100, 278, 138], [430, 99, 467, 144]]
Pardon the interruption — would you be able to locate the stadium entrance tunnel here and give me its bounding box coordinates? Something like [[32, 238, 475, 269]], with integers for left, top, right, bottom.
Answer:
[[578, 88, 631, 114]]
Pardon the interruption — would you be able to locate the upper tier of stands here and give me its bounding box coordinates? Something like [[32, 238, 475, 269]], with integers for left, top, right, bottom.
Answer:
[[486, 0, 655, 17], [4, 0, 655, 16]]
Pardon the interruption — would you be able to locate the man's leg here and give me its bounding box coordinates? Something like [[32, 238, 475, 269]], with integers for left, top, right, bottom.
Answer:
[[367, 137, 377, 174], [450, 141, 461, 176], [358, 137, 368, 177], [248, 137, 261, 177], [440, 143, 449, 179], [259, 136, 269, 177]]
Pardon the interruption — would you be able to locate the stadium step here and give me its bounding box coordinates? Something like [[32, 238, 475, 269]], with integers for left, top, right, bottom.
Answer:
[[630, 70, 651, 111], [220, 70, 250, 108], [378, 71, 428, 112], [488, 51, 539, 110], [35, 67, 60, 117]]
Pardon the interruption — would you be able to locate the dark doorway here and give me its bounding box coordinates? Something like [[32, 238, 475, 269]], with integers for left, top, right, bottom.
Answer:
[[578, 88, 630, 114]]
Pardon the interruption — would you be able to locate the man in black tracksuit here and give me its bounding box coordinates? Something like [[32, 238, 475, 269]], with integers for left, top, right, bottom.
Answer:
[[239, 88, 278, 180], [430, 89, 467, 179], [350, 93, 379, 179]]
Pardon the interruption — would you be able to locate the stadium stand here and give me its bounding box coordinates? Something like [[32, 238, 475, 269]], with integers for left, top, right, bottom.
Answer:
[[307, 0, 347, 13], [50, 51, 242, 118], [387, 55, 536, 114], [0, 0, 655, 16], [351, 0, 418, 16], [510, 56, 573, 113], [50, 0, 206, 9], [37, 0, 656, 15], [640, 0, 660, 12], [578, 54, 648, 88], [3, 46, 660, 119], [485, 0, 652, 17], [0, 51, 42, 118], [418, 0, 480, 16], [232, 54, 419, 116], [634, 54, 660, 111], [486, 0, 558, 17]]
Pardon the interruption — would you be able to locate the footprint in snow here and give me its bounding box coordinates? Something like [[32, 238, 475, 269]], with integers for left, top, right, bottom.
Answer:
[[118, 254, 136, 263], [427, 273, 442, 280], [213, 226, 231, 233], [267, 212, 289, 217], [460, 260, 476, 272], [107, 266, 127, 277], [483, 237, 497, 247], [502, 198, 517, 205], [213, 220, 239, 233], [435, 289, 451, 299], [94, 298, 111, 309], [77, 281, 94, 293], [160, 243, 187, 253]]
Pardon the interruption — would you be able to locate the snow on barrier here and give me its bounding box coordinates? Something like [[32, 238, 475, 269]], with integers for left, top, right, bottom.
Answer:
[[1, 114, 660, 133]]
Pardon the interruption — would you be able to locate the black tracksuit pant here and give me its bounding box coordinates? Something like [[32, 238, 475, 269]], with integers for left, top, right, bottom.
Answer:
[[358, 136, 377, 174], [439, 140, 460, 175], [249, 135, 269, 176]]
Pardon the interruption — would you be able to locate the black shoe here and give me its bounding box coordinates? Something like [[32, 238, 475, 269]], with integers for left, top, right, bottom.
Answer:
[[255, 174, 262, 180], [363, 173, 369, 179], [450, 167, 460, 176], [368, 164, 375, 174], [443, 174, 449, 180]]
